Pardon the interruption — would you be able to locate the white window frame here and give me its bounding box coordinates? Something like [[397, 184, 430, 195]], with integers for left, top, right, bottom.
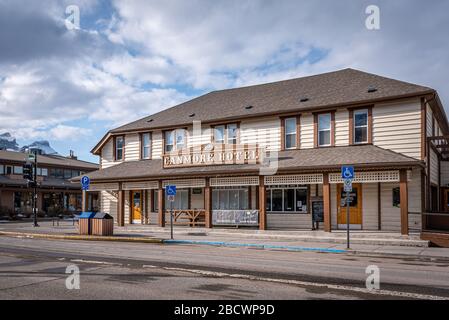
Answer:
[[213, 125, 225, 144], [165, 129, 187, 152], [284, 118, 297, 149], [212, 187, 249, 210], [141, 132, 152, 159], [115, 136, 124, 161], [318, 113, 331, 147], [213, 123, 238, 144], [353, 109, 368, 144]]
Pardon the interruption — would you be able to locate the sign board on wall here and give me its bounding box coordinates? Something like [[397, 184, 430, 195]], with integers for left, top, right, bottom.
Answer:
[[163, 144, 264, 168]]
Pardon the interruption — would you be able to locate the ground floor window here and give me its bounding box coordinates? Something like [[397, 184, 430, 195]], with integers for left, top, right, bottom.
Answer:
[[43, 193, 64, 215], [165, 189, 189, 210], [212, 187, 249, 210], [14, 192, 33, 214], [265, 186, 308, 213], [64, 193, 82, 212]]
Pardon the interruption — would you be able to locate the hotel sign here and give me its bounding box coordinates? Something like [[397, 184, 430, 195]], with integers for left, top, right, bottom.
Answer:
[[163, 144, 264, 168]]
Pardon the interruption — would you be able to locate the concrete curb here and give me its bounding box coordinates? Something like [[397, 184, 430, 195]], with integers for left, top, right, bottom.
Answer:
[[0, 231, 164, 244]]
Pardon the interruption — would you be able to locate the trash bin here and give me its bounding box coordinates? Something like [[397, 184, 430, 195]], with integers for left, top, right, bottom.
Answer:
[[91, 212, 114, 236], [79, 212, 96, 235]]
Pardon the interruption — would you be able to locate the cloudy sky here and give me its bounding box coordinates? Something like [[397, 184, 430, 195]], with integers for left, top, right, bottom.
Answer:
[[1, 0, 448, 162]]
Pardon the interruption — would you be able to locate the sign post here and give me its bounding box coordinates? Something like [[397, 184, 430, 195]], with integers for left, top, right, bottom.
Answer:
[[81, 176, 90, 212], [31, 151, 39, 227], [342, 166, 354, 249], [166, 185, 177, 240]]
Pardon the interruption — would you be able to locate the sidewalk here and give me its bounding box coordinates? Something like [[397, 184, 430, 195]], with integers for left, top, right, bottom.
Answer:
[[2, 220, 449, 261]]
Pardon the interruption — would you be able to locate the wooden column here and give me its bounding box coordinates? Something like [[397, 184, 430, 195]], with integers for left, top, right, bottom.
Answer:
[[258, 176, 266, 230], [143, 190, 148, 224], [323, 173, 331, 232], [117, 187, 125, 227], [400, 169, 409, 235], [377, 182, 382, 230], [204, 179, 212, 228], [81, 190, 88, 212], [158, 181, 165, 227]]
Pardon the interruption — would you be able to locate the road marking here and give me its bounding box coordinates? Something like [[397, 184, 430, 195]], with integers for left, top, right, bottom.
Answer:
[[151, 265, 449, 300], [70, 259, 121, 266]]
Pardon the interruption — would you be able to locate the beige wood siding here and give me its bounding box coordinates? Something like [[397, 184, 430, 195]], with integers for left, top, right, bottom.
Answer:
[[331, 184, 337, 229], [152, 131, 163, 159], [362, 183, 379, 230], [191, 189, 204, 209], [300, 113, 314, 149], [441, 161, 449, 187], [188, 126, 212, 148], [100, 139, 116, 169], [335, 109, 349, 146], [267, 214, 312, 229], [125, 133, 140, 161], [373, 99, 421, 159], [100, 191, 117, 222], [430, 149, 439, 185], [380, 182, 400, 231], [240, 117, 281, 151], [124, 191, 130, 223]]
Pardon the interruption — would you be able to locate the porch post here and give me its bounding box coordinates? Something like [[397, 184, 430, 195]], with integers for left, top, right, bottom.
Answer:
[[204, 178, 212, 228], [81, 190, 88, 212], [400, 169, 409, 235], [323, 173, 331, 232], [258, 176, 266, 230], [117, 184, 125, 226], [158, 181, 165, 227]]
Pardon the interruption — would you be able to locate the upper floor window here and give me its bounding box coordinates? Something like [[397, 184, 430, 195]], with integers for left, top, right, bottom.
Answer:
[[165, 129, 186, 153], [353, 109, 368, 144], [318, 113, 331, 147], [115, 136, 124, 161], [284, 118, 297, 149], [141, 132, 152, 159], [13, 166, 23, 175], [213, 123, 239, 144], [0, 164, 3, 175]]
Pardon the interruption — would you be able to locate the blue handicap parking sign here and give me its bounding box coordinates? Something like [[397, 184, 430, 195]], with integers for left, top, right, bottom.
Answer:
[[166, 185, 177, 196], [341, 166, 354, 180], [81, 176, 90, 190]]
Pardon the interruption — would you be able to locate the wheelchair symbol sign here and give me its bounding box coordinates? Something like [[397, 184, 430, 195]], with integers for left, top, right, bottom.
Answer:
[[341, 166, 354, 180], [166, 185, 177, 196]]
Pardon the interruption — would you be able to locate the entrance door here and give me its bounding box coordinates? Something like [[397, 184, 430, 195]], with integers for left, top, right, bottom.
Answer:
[[443, 188, 449, 212], [337, 184, 362, 229], [131, 191, 142, 223]]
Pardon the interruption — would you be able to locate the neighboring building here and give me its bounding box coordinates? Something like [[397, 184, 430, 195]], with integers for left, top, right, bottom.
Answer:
[[79, 68, 449, 237], [0, 150, 99, 217]]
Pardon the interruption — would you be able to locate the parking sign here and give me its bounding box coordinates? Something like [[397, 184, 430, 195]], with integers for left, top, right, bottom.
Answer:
[[341, 166, 354, 180], [166, 185, 177, 196]]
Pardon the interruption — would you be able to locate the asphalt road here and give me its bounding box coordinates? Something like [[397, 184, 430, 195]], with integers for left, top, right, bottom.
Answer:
[[0, 236, 448, 300]]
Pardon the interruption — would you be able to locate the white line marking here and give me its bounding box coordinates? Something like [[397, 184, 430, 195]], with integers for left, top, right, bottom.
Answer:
[[159, 266, 448, 300]]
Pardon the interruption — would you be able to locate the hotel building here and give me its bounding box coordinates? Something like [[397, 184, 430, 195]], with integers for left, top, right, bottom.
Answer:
[[79, 69, 449, 240]]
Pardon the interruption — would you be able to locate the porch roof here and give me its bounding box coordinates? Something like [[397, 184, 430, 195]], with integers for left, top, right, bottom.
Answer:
[[0, 176, 81, 190], [74, 145, 423, 183]]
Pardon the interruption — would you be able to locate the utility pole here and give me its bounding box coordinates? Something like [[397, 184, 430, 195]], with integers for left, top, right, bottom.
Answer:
[[32, 150, 38, 227]]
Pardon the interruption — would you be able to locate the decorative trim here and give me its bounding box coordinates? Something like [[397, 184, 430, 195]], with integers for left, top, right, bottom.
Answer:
[[329, 171, 401, 183], [122, 181, 158, 190], [162, 178, 206, 188], [210, 176, 260, 187], [264, 174, 323, 185], [89, 183, 119, 191]]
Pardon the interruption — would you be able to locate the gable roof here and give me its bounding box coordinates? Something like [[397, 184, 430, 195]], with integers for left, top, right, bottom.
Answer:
[[0, 150, 98, 170], [78, 145, 423, 182], [92, 68, 437, 154]]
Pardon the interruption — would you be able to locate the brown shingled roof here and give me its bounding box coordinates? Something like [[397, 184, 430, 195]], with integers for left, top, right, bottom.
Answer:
[[0, 150, 98, 170], [110, 68, 433, 133], [79, 145, 423, 182]]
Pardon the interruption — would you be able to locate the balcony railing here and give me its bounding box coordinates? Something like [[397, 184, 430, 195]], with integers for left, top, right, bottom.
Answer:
[[165, 209, 206, 227]]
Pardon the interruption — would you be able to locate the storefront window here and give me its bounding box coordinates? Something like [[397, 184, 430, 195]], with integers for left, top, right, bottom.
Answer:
[[0, 164, 4, 175], [14, 192, 33, 214], [266, 187, 308, 213], [392, 187, 400, 207], [212, 188, 249, 210], [165, 189, 188, 210], [13, 166, 23, 175]]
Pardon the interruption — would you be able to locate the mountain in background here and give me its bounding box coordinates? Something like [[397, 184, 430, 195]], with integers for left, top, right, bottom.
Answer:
[[0, 132, 58, 155], [0, 132, 19, 151]]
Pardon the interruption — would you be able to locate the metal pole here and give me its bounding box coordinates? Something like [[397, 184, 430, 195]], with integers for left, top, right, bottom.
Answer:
[[33, 151, 39, 227], [170, 200, 174, 240], [346, 190, 350, 249]]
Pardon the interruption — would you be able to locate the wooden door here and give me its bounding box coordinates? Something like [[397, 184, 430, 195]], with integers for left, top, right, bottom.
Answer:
[[337, 183, 362, 226], [131, 191, 142, 221]]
